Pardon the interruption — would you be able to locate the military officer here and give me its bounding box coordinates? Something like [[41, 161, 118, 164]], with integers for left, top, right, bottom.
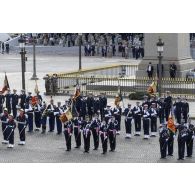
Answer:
[[90, 114, 101, 150], [54, 102, 64, 135], [47, 99, 56, 132], [181, 98, 189, 123], [16, 109, 28, 145], [25, 98, 34, 133], [107, 116, 118, 152], [0, 91, 5, 114], [34, 99, 42, 131], [173, 97, 182, 124], [142, 95, 151, 108], [157, 97, 165, 124], [142, 104, 150, 139], [124, 103, 133, 138], [19, 89, 26, 109], [113, 104, 122, 135], [99, 93, 107, 121], [86, 92, 94, 120], [64, 120, 73, 151], [11, 89, 19, 118], [80, 96, 87, 120], [159, 124, 169, 159], [149, 103, 158, 137], [164, 91, 172, 121], [99, 120, 108, 154], [5, 88, 12, 114], [186, 121, 195, 158], [6, 114, 16, 148], [0, 108, 9, 144], [72, 117, 82, 148], [26, 92, 32, 104], [177, 122, 187, 160], [93, 95, 100, 116], [132, 101, 142, 136]]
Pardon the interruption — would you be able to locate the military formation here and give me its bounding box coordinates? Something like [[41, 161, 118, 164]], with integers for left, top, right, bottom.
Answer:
[[0, 88, 194, 160]]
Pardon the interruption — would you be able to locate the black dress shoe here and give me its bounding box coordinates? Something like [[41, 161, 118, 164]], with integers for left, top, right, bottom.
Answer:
[[27, 130, 33, 133], [93, 148, 98, 150], [41, 131, 46, 134], [66, 149, 70, 151], [48, 130, 54, 132], [160, 157, 166, 159], [57, 132, 62, 135], [168, 154, 173, 156], [101, 152, 106, 155], [186, 155, 192, 158]]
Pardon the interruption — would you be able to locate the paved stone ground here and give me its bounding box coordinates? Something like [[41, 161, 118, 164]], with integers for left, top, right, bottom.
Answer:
[[0, 48, 195, 163], [0, 116, 194, 163]]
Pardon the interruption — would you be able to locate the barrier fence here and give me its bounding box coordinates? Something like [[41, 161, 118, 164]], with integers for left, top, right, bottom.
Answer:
[[44, 73, 195, 100]]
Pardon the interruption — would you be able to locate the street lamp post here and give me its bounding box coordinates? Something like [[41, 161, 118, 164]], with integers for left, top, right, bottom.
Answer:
[[31, 33, 39, 80], [156, 37, 164, 97], [78, 33, 82, 71], [18, 35, 26, 90]]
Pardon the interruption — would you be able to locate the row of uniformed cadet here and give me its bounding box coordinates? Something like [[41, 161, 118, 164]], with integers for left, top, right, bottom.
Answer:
[[159, 120, 194, 160], [63, 114, 118, 154]]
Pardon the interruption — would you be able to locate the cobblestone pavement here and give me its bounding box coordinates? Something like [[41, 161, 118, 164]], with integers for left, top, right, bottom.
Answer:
[[0, 116, 194, 163]]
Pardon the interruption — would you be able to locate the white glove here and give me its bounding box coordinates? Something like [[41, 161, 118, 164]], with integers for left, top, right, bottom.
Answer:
[[173, 135, 176, 138], [192, 135, 195, 139]]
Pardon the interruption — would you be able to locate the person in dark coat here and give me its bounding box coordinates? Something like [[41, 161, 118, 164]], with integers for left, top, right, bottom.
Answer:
[[132, 101, 142, 136], [186, 122, 195, 158], [142, 104, 150, 139], [47, 99, 56, 132], [113, 104, 122, 135], [181, 98, 189, 123], [5, 89, 12, 114], [0, 108, 9, 144], [159, 124, 169, 159], [86, 93, 94, 120], [99, 120, 108, 154], [64, 120, 73, 151], [0, 91, 5, 114], [72, 117, 82, 148], [169, 62, 177, 78], [157, 97, 165, 124], [25, 99, 34, 133], [164, 91, 172, 122], [124, 103, 133, 138], [54, 102, 63, 135], [147, 62, 154, 78], [99, 93, 107, 121], [19, 89, 26, 109], [80, 96, 87, 120], [11, 89, 19, 119], [93, 95, 100, 116], [173, 97, 183, 124], [34, 99, 42, 131]]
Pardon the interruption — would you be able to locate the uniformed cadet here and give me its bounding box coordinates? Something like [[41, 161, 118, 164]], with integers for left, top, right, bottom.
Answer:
[[34, 99, 42, 131], [149, 103, 158, 137], [5, 88, 12, 114], [177, 122, 187, 160], [173, 97, 182, 124], [157, 97, 165, 124], [132, 101, 142, 136], [6, 114, 16, 148], [72, 117, 82, 148], [142, 95, 151, 108], [164, 91, 172, 121], [25, 99, 34, 133], [99, 120, 108, 154], [11, 89, 19, 118], [1, 108, 9, 144], [54, 102, 64, 135], [113, 104, 122, 135], [26, 92, 32, 104], [80, 96, 87, 120], [82, 117, 92, 153], [16, 109, 28, 145], [0, 91, 5, 114], [93, 95, 100, 116], [104, 105, 113, 124], [19, 89, 26, 109], [124, 103, 133, 138], [142, 104, 150, 139], [107, 116, 117, 152], [90, 114, 101, 150], [186, 122, 195, 158], [86, 93, 94, 120], [159, 124, 169, 159], [181, 98, 189, 123], [150, 95, 158, 108], [41, 102, 47, 134], [64, 120, 73, 151], [36, 91, 43, 103], [99, 93, 107, 121], [47, 99, 56, 132]]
